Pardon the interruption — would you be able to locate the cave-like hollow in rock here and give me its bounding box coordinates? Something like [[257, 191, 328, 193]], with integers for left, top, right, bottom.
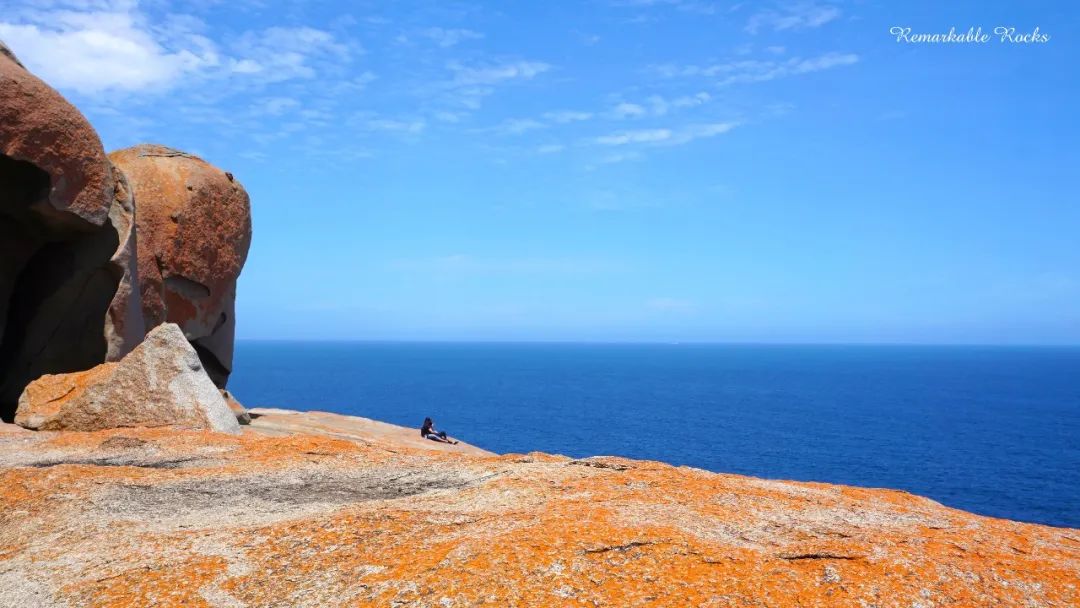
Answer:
[[0, 154, 121, 421]]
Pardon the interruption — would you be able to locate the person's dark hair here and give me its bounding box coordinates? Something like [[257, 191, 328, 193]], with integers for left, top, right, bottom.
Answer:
[[423, 417, 432, 428]]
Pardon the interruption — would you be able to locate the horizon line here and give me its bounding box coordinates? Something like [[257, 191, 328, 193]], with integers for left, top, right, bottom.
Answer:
[[232, 338, 1080, 348]]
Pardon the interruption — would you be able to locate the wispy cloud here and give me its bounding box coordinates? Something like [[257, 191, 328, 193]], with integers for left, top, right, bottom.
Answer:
[[745, 2, 841, 34], [536, 144, 565, 154], [489, 118, 546, 135], [612, 102, 648, 119], [653, 51, 858, 85], [595, 128, 672, 145], [448, 60, 551, 86], [612, 0, 721, 15], [543, 110, 593, 123], [610, 92, 711, 118], [414, 27, 484, 48], [594, 122, 738, 146], [596, 151, 644, 165], [438, 60, 552, 112], [231, 26, 351, 82], [250, 96, 300, 116], [363, 118, 427, 134]]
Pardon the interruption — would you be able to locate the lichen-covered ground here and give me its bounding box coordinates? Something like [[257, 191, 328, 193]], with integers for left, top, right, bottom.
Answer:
[[1, 418, 1077, 607]]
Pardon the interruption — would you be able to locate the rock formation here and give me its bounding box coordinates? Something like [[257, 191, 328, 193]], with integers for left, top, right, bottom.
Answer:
[[0, 42, 249, 421], [0, 42, 144, 420], [222, 389, 252, 425], [0, 420, 1076, 607], [1, 38, 1077, 608], [110, 145, 252, 388], [14, 324, 240, 434]]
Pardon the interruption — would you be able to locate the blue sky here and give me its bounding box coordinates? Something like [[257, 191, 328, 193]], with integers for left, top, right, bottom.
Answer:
[[3, 1, 1077, 344]]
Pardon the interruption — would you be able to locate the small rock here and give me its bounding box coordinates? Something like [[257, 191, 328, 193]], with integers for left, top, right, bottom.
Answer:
[[14, 324, 240, 434], [221, 390, 251, 425]]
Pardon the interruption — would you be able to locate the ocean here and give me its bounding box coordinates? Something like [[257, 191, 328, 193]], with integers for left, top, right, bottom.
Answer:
[[228, 342, 1080, 529]]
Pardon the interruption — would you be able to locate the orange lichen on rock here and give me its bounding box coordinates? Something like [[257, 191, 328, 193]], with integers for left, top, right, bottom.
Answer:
[[12, 364, 117, 426], [108, 144, 252, 388], [12, 324, 239, 434], [0, 426, 1077, 607]]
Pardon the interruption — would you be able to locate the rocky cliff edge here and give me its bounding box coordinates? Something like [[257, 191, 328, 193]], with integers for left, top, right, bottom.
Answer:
[[1, 411, 1077, 608]]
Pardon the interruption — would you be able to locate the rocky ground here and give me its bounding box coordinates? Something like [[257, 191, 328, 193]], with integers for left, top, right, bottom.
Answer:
[[1, 413, 1077, 607]]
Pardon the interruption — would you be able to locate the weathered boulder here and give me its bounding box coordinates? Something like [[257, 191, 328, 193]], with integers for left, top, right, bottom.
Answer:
[[0, 41, 143, 420], [109, 145, 252, 388], [14, 323, 240, 433]]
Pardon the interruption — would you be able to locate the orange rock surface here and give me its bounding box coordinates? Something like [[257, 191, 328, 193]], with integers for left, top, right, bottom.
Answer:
[[0, 415, 1076, 607], [108, 144, 252, 387]]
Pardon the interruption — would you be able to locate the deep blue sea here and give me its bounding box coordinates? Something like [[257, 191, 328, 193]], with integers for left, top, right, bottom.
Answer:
[[229, 342, 1080, 528]]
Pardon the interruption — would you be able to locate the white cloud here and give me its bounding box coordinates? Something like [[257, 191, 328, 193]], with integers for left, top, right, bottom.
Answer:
[[229, 58, 262, 74], [595, 128, 672, 145], [610, 92, 711, 119], [792, 52, 857, 73], [365, 118, 426, 134], [648, 92, 710, 115], [594, 122, 737, 146], [251, 96, 299, 116], [437, 60, 551, 113], [675, 122, 737, 142], [0, 1, 217, 94], [231, 26, 351, 82], [746, 2, 841, 34], [598, 151, 644, 165], [491, 118, 546, 135], [612, 0, 720, 15], [654, 51, 858, 85], [543, 110, 593, 123], [536, 144, 565, 154], [612, 102, 647, 119], [449, 60, 551, 86], [0, 2, 351, 94], [418, 27, 483, 48], [433, 110, 467, 123]]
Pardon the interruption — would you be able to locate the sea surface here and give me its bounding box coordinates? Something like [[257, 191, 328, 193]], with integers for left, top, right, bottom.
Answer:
[[229, 342, 1080, 528]]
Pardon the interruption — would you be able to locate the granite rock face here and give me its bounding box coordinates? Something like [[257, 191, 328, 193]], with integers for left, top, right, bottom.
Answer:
[[110, 145, 252, 388], [14, 324, 240, 434], [0, 423, 1076, 607], [0, 42, 249, 420], [0, 43, 144, 419]]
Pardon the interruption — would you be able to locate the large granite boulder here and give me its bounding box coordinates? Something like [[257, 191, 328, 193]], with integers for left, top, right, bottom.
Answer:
[[109, 145, 252, 388], [0, 42, 143, 420], [14, 323, 240, 434]]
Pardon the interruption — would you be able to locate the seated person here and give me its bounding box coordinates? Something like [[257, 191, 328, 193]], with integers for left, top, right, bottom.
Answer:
[[420, 417, 459, 445]]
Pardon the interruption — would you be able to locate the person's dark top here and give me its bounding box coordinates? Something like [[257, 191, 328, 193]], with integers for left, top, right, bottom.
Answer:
[[420, 420, 432, 437]]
